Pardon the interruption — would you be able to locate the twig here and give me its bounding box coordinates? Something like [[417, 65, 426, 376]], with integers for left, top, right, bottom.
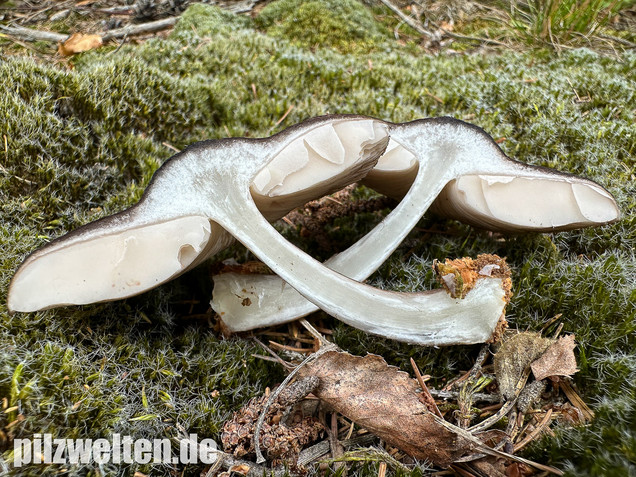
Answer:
[[513, 409, 553, 453], [106, 33, 129, 56], [252, 338, 295, 370], [428, 388, 500, 404], [161, 141, 181, 153], [428, 20, 509, 47], [410, 358, 443, 418], [102, 17, 179, 41], [323, 447, 410, 472], [0, 162, 35, 186], [299, 318, 331, 347], [328, 412, 345, 472], [297, 435, 376, 467], [468, 366, 531, 434], [268, 105, 294, 133], [540, 313, 563, 334], [377, 0, 438, 40], [378, 461, 387, 477], [269, 341, 315, 354], [431, 414, 563, 475], [596, 33, 636, 48], [173, 428, 281, 477], [96, 5, 135, 14], [0, 24, 67, 42], [443, 344, 490, 391], [0, 17, 178, 44], [253, 343, 338, 463], [560, 380, 595, 421]]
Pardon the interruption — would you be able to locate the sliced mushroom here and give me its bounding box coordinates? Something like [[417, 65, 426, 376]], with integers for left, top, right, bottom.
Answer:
[[429, 174, 618, 232], [212, 118, 619, 343], [8, 115, 388, 312], [9, 116, 618, 346]]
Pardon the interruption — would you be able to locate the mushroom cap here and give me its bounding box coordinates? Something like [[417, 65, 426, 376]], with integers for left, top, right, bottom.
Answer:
[[362, 122, 619, 232], [8, 115, 388, 313]]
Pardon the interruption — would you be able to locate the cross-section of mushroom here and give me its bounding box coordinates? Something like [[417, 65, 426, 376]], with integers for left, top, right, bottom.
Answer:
[[8, 115, 618, 347], [212, 118, 619, 344], [8, 115, 388, 312]]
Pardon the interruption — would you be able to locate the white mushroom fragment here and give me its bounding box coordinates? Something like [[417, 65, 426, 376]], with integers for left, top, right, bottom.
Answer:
[[429, 174, 619, 232], [212, 118, 619, 343]]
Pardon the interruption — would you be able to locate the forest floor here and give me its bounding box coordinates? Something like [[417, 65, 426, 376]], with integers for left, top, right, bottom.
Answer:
[[1, 1, 635, 476]]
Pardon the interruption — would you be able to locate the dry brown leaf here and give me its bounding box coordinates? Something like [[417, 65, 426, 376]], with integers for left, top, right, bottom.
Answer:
[[298, 351, 474, 467], [58, 33, 103, 56], [494, 332, 553, 400], [531, 334, 578, 381]]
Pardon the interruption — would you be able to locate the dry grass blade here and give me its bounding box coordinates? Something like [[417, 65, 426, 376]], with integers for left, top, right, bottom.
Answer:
[[513, 409, 554, 453], [560, 380, 595, 421], [411, 357, 443, 418]]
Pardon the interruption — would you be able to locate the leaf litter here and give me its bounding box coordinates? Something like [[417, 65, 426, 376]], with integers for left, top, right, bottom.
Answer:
[[211, 311, 590, 477]]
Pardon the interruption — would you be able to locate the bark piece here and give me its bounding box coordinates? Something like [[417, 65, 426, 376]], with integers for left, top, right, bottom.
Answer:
[[298, 351, 474, 467]]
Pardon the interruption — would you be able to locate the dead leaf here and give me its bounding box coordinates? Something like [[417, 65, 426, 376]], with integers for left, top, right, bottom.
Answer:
[[467, 457, 506, 477], [58, 33, 103, 57], [298, 351, 474, 467], [494, 332, 553, 400], [530, 335, 578, 381], [229, 464, 251, 475]]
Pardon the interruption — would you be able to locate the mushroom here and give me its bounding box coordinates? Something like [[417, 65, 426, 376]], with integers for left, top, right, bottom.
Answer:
[[8, 115, 388, 312], [8, 116, 618, 346], [212, 118, 619, 344]]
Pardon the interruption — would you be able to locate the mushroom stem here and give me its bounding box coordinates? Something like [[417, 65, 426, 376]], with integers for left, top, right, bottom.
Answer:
[[210, 174, 508, 346], [213, 119, 619, 339], [212, 141, 443, 332]]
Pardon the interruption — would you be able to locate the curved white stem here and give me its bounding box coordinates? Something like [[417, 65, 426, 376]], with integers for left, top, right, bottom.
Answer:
[[212, 150, 444, 331], [212, 184, 507, 346]]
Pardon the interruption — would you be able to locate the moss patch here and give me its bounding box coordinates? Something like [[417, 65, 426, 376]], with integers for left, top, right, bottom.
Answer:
[[1, 3, 634, 475], [256, 0, 389, 53]]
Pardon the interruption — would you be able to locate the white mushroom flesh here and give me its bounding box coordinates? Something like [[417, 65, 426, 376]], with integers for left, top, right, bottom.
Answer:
[[215, 272, 506, 345], [8, 116, 388, 313], [9, 216, 215, 312], [252, 119, 388, 219], [434, 174, 620, 231], [214, 120, 619, 340]]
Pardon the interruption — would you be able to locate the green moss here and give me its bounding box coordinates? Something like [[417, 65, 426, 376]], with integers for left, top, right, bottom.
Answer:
[[0, 3, 635, 475], [256, 0, 388, 53], [172, 3, 250, 38]]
